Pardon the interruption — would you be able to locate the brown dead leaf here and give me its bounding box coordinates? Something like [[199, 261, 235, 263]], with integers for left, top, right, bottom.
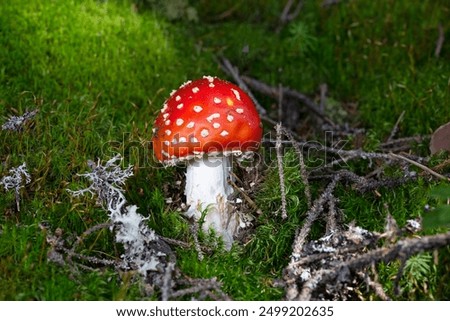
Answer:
[[430, 122, 450, 155]]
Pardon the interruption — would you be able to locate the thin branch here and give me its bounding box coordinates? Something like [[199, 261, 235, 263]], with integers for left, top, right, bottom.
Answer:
[[297, 231, 450, 300], [276, 124, 289, 219], [380, 135, 427, 153], [280, 0, 294, 22], [277, 0, 304, 33], [435, 24, 445, 58], [432, 158, 450, 173], [161, 262, 175, 301], [319, 83, 328, 113], [325, 195, 339, 235], [190, 220, 204, 261], [160, 236, 191, 249], [393, 257, 407, 296], [387, 110, 405, 142], [262, 138, 427, 164], [291, 173, 342, 257], [278, 83, 283, 123], [282, 128, 312, 207], [357, 271, 391, 301], [228, 176, 263, 215], [322, 0, 342, 7], [170, 277, 230, 300], [389, 152, 450, 181], [241, 75, 331, 123], [71, 222, 113, 253]]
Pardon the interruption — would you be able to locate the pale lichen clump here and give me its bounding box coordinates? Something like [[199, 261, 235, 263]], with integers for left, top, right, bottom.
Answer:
[[1, 162, 31, 211], [2, 109, 39, 131], [68, 155, 172, 279]]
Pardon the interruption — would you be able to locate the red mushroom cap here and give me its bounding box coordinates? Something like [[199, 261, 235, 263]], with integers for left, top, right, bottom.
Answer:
[[152, 76, 263, 163]]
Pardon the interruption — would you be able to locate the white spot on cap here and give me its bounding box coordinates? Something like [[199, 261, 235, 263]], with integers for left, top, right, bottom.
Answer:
[[209, 83, 215, 88], [193, 105, 203, 113], [180, 80, 192, 88], [191, 137, 199, 143], [203, 75, 214, 82], [201, 129, 209, 137], [214, 97, 221, 104], [165, 120, 171, 125], [179, 137, 187, 143], [177, 103, 184, 109], [236, 108, 244, 114], [165, 129, 171, 135], [206, 113, 220, 122], [213, 123, 220, 129], [227, 115, 234, 122], [170, 90, 176, 96], [231, 88, 241, 101], [175, 95, 181, 101], [152, 128, 156, 134], [187, 121, 195, 128], [192, 87, 200, 93], [161, 103, 168, 113], [176, 118, 184, 126], [164, 141, 170, 146], [172, 138, 178, 144], [163, 113, 170, 119], [220, 130, 229, 137]]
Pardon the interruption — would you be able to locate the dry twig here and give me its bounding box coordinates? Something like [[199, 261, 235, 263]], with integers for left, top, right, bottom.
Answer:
[[387, 110, 405, 142], [435, 24, 445, 58], [290, 173, 342, 258], [241, 75, 330, 123], [282, 128, 312, 207], [389, 152, 450, 181], [171, 277, 231, 300], [357, 271, 391, 301], [276, 124, 289, 219], [297, 231, 450, 300], [322, 0, 342, 7], [161, 262, 175, 301], [70, 222, 113, 253], [277, 0, 304, 33], [190, 220, 204, 261], [228, 175, 263, 215]]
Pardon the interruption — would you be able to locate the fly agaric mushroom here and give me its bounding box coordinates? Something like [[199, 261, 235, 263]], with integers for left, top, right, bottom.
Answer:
[[152, 76, 263, 249]]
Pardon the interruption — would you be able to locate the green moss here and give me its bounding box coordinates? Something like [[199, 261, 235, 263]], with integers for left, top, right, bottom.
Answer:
[[1, 0, 449, 300]]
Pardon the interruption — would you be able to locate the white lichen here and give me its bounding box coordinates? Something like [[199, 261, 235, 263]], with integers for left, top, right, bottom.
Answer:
[[68, 155, 133, 209], [68, 155, 170, 278], [0, 162, 31, 211], [300, 268, 311, 282], [406, 219, 421, 233], [2, 109, 39, 131]]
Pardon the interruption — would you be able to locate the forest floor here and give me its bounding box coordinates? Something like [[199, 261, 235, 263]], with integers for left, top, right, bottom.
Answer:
[[1, 0, 449, 300]]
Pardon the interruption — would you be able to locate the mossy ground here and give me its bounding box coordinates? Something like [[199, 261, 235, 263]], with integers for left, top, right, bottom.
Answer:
[[0, 0, 449, 300]]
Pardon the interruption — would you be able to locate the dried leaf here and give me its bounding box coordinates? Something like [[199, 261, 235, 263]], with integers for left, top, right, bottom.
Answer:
[[430, 122, 450, 155]]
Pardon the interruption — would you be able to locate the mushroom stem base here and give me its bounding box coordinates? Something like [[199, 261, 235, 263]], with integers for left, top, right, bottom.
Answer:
[[185, 156, 237, 249]]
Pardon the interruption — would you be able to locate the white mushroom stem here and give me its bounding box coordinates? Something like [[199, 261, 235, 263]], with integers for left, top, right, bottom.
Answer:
[[184, 155, 237, 249]]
